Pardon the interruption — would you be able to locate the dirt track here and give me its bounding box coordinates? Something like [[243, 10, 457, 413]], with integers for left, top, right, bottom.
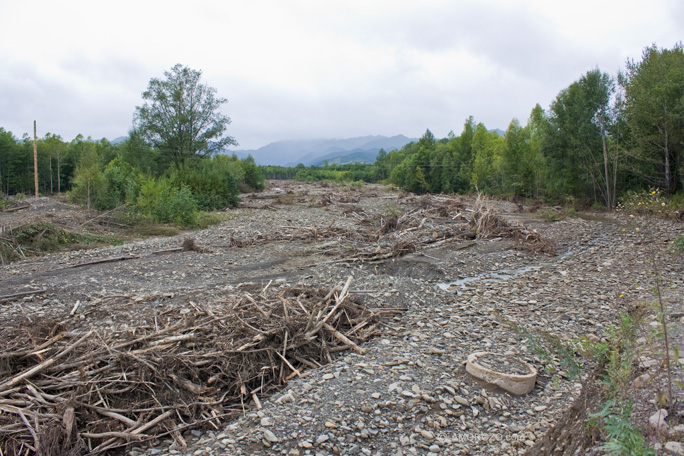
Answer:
[[1, 181, 683, 455]]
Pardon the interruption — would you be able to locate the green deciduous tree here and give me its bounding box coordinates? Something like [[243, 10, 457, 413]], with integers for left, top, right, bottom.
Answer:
[[0, 128, 21, 195], [134, 64, 237, 167], [470, 123, 503, 192], [545, 69, 617, 206], [621, 43, 684, 194], [500, 118, 530, 196], [527, 104, 549, 198]]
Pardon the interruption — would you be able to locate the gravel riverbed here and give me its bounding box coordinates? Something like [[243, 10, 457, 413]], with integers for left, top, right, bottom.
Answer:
[[1, 182, 682, 455]]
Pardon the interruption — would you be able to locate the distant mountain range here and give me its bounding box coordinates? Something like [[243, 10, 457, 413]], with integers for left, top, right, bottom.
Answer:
[[109, 130, 505, 166], [227, 135, 418, 166]]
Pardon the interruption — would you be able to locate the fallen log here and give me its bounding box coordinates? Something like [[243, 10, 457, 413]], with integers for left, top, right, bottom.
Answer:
[[70, 255, 140, 268], [1, 203, 30, 213], [0, 289, 47, 302]]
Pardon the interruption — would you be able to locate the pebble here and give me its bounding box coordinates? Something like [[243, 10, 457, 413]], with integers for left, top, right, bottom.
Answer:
[[649, 409, 668, 432], [262, 429, 279, 443], [260, 417, 274, 426], [420, 430, 435, 439], [665, 442, 684, 456], [632, 372, 651, 389], [455, 396, 469, 406]]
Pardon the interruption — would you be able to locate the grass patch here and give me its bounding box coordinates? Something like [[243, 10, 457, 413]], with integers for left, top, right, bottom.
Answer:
[[0, 223, 122, 264], [618, 188, 684, 219], [536, 208, 564, 221], [191, 211, 226, 229], [670, 235, 684, 256], [129, 224, 181, 237]]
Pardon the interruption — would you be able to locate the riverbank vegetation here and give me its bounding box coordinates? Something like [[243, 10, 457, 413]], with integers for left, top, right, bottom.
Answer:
[[2, 44, 682, 223], [269, 43, 684, 212]]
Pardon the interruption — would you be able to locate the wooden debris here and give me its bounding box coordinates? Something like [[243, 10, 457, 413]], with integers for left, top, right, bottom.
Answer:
[[0, 278, 382, 455], [1, 203, 31, 213], [0, 289, 47, 303], [70, 255, 140, 268], [152, 237, 212, 255], [469, 194, 556, 255]]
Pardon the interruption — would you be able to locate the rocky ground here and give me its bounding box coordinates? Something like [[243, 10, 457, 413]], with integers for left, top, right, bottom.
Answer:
[[1, 181, 683, 455]]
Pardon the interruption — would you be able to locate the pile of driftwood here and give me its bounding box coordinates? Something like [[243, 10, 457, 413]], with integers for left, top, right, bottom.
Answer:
[[231, 192, 553, 263], [0, 277, 381, 456], [469, 195, 556, 255], [230, 194, 474, 264]]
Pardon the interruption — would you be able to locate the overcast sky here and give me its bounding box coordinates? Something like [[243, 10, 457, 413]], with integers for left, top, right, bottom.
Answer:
[[1, 1, 681, 150]]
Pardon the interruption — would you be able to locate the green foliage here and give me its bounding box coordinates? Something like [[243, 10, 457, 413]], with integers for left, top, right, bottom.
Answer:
[[136, 177, 198, 226], [591, 312, 639, 399], [621, 43, 684, 194], [2, 42, 683, 217], [119, 129, 160, 175], [545, 69, 617, 206], [134, 64, 237, 166], [517, 327, 583, 380], [582, 307, 656, 455], [98, 158, 137, 210], [240, 155, 265, 190], [670, 235, 684, 256], [589, 400, 656, 456], [617, 187, 675, 217], [170, 159, 240, 211], [0, 223, 121, 264], [470, 124, 504, 192], [536, 208, 563, 221], [69, 160, 105, 210], [192, 211, 226, 229]]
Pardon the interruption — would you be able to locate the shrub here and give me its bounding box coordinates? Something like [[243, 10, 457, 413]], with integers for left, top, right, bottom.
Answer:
[[617, 187, 684, 218], [136, 177, 198, 226], [96, 158, 137, 210], [69, 164, 106, 209], [241, 155, 265, 190], [171, 160, 240, 211]]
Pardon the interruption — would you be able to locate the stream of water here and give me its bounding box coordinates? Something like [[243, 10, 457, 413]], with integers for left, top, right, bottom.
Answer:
[[436, 251, 573, 293]]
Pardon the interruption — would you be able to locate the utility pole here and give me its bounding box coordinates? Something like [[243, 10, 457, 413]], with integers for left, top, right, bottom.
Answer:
[[33, 120, 38, 197]]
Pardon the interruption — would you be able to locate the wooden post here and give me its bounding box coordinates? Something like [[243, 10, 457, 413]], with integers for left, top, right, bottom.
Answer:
[[33, 120, 38, 197]]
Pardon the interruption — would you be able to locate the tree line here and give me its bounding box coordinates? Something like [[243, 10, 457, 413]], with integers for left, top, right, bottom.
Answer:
[[2, 44, 682, 218], [382, 44, 684, 206], [269, 43, 683, 208], [1, 64, 264, 226]]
